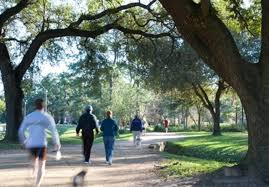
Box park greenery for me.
[0,0,268,184]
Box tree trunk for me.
[2,73,23,142]
[240,98,269,182]
[212,112,221,136]
[198,111,201,131]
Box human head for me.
[85,105,93,113]
[106,110,112,118]
[135,115,139,119]
[35,98,45,110]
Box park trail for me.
[0,132,185,187]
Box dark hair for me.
[106,110,112,118]
[35,98,45,110]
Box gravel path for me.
[0,132,185,187]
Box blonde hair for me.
[106,110,113,118]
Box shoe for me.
[105,161,109,164]
[108,162,112,166]
[84,160,92,165]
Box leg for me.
[108,137,115,164]
[132,131,136,145]
[82,134,89,162]
[137,131,141,146]
[35,160,46,187]
[103,137,109,162]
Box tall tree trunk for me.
[235,106,238,126]
[0,43,24,142]
[211,111,221,136]
[2,72,23,141]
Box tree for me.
[160,0,269,182]
[0,0,173,141]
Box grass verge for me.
[158,132,247,178]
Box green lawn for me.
[159,132,248,178]
[159,153,233,178]
[0,125,132,150]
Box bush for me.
[153,124,165,132]
[221,124,246,132]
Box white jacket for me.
[18,110,60,149]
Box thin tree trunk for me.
[198,111,201,131]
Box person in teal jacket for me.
[100,111,119,165]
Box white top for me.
[18,110,60,149]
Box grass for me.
[166,132,248,163]
[158,132,247,178]
[0,125,132,150]
[159,153,233,178]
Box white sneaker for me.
[84,160,92,165]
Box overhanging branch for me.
[69,0,157,28]
[15,23,173,79]
[0,0,31,30]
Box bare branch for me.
[69,0,157,28]
[0,0,31,30]
[4,38,28,44]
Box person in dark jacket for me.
[76,105,99,165]
[130,115,143,146]
[100,111,118,165]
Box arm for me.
[100,120,104,132]
[93,115,99,134]
[47,116,61,150]
[76,116,83,135]
[18,118,29,145]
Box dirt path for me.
[0,132,185,187]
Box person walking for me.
[130,115,143,146]
[163,117,170,133]
[76,105,99,165]
[100,111,118,165]
[18,98,61,187]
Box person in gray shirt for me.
[19,98,61,187]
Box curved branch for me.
[69,0,157,28]
[15,23,172,79]
[0,0,31,30]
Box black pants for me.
[82,130,94,162]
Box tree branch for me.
[15,23,172,79]
[260,0,269,69]
[192,83,214,113]
[159,0,257,92]
[0,0,31,30]
[69,0,157,28]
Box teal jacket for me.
[100,118,119,137]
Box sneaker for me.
[84,160,92,165]
[105,161,109,164]
[108,162,112,166]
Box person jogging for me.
[18,98,61,187]
[100,111,119,165]
[130,115,143,146]
[76,105,99,165]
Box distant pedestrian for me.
[130,115,143,146]
[18,98,61,187]
[163,117,170,133]
[100,111,119,165]
[76,105,99,165]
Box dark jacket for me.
[100,118,119,137]
[130,117,143,132]
[76,112,99,134]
